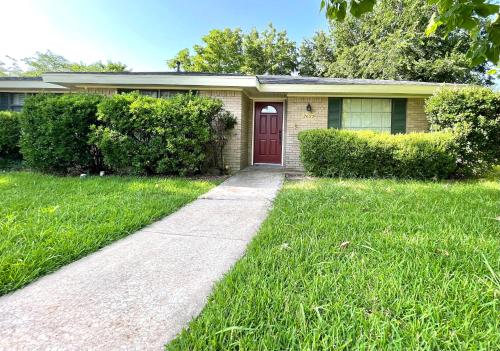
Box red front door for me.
[253,102,283,164]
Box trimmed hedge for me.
[20,94,104,174]
[91,92,227,175]
[299,129,458,179]
[426,86,500,177]
[0,111,21,159]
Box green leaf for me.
[350,0,376,17]
[426,13,444,36]
[474,3,499,17]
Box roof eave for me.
[0,80,68,91]
[259,83,444,96]
[43,73,258,89]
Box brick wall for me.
[285,97,328,171]
[199,90,246,172]
[246,97,254,165]
[240,94,251,169]
[73,87,248,172]
[284,97,430,170]
[75,87,117,96]
[407,98,429,133]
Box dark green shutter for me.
[391,98,407,134]
[0,93,9,111]
[328,97,342,129]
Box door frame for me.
[251,99,286,166]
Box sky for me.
[0,0,329,71]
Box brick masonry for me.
[285,97,328,171]
[199,90,249,172]
[283,97,430,171]
[79,87,429,173]
[406,98,429,133]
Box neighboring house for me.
[0,72,450,171]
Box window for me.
[0,92,28,111]
[159,90,190,98]
[342,98,391,132]
[261,105,277,113]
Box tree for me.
[167,29,244,73]
[241,24,298,75]
[167,24,298,75]
[320,0,500,66]
[314,0,491,84]
[14,51,128,77]
[298,31,335,76]
[21,51,71,76]
[166,48,192,71]
[67,61,128,72]
[0,62,6,77]
[0,56,23,77]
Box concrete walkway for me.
[0,166,284,351]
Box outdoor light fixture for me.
[306,103,312,112]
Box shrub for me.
[91,92,233,175]
[0,111,21,159]
[20,94,104,174]
[426,86,500,177]
[299,129,458,179]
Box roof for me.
[0,76,68,91]
[45,71,249,77]
[256,75,444,86]
[0,72,458,97]
[0,77,43,81]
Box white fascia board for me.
[43,73,258,88]
[0,81,68,90]
[258,83,444,96]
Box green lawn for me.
[167,174,500,350]
[0,172,218,295]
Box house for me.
[0,72,448,171]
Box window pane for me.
[350,99,362,112]
[140,90,158,98]
[261,105,277,113]
[361,99,372,113]
[11,93,26,106]
[159,90,191,98]
[342,98,392,132]
[342,99,351,113]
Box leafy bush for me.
[92,92,234,175]
[299,129,458,179]
[0,111,21,159]
[20,94,104,174]
[426,86,500,177]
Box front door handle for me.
[279,130,282,143]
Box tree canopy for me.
[167,24,298,75]
[0,51,128,77]
[167,9,491,85]
[306,0,491,84]
[320,0,500,67]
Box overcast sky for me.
[0,0,328,71]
